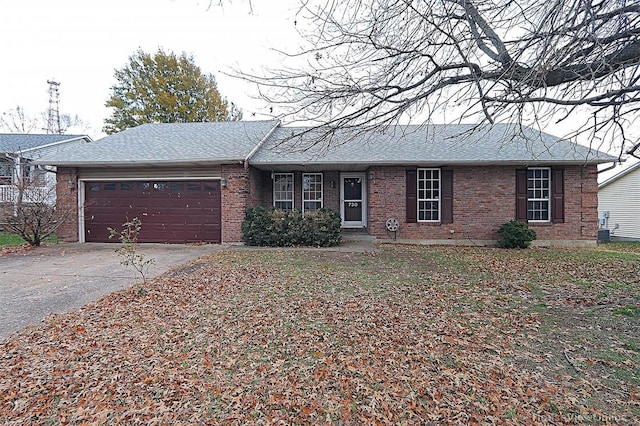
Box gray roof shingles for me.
[0,134,88,153]
[36,121,280,166]
[34,121,617,167]
[250,124,617,166]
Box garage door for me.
[84,181,221,243]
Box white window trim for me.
[302,173,323,214]
[273,173,294,210]
[417,168,441,222]
[527,167,551,222]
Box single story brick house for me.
[35,120,615,245]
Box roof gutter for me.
[599,161,640,189]
[243,120,280,169]
[597,160,621,175]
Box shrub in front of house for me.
[242,206,341,247]
[498,220,537,248]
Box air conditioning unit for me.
[597,229,610,242]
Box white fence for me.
[0,184,55,205]
[0,185,16,203]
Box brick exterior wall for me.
[323,171,341,211]
[55,167,79,242]
[368,165,599,243]
[221,164,250,242]
[249,168,272,208]
[55,163,599,245]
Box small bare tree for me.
[0,165,72,246]
[238,0,640,158]
[108,218,156,285]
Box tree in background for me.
[241,0,640,159]
[0,105,89,135]
[1,106,40,133]
[104,49,241,134]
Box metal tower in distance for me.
[46,79,62,134]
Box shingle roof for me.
[34,121,617,168]
[249,124,616,167]
[36,121,280,166]
[0,134,89,153]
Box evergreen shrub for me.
[242,207,341,247]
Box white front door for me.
[340,172,367,228]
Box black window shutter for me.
[441,169,453,224]
[552,168,565,223]
[515,169,528,221]
[406,169,417,223]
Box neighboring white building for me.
[0,134,92,205]
[598,161,640,241]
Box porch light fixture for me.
[220,178,227,188]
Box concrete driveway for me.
[0,243,225,342]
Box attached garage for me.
[33,121,282,244]
[84,180,221,243]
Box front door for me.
[340,173,367,228]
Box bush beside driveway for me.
[0,244,638,424]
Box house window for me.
[417,168,440,221]
[0,159,12,185]
[527,167,550,221]
[19,160,47,186]
[302,173,323,213]
[273,173,294,210]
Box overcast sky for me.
[1,0,638,178]
[1,0,301,138]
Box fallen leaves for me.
[0,243,33,257]
[0,245,638,424]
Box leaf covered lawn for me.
[1,244,638,424]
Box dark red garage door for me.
[84,181,221,243]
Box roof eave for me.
[250,158,615,168]
[16,135,93,154]
[32,158,246,167]
[599,161,640,189]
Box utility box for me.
[598,229,611,242]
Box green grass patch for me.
[612,305,640,317]
[0,233,26,246]
[0,233,58,247]
[599,241,640,254]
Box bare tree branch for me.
[0,106,41,133]
[234,0,640,157]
